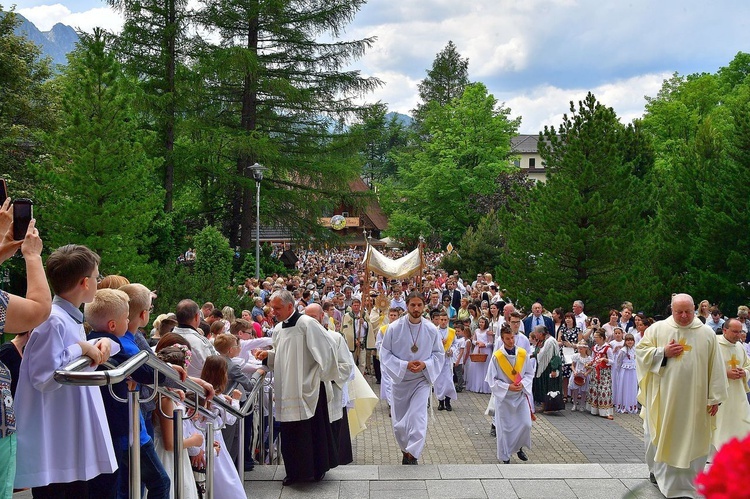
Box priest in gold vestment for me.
[636,293,727,499]
[712,318,750,450]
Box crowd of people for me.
[1,201,750,498]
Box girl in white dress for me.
[151,344,202,499]
[614,333,638,413]
[568,342,591,412]
[608,327,625,409]
[466,317,492,393]
[199,356,246,499]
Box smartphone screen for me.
[0,179,7,205]
[13,199,33,240]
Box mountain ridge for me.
[11,13,79,67]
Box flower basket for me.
[469,353,487,362]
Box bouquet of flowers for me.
[696,434,750,498]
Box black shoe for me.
[445,397,452,411]
[402,453,409,465]
[517,448,528,461]
[282,476,296,486]
[502,459,510,464]
[490,425,496,437]
[408,456,418,465]
[244,462,255,471]
[314,472,326,482]
[438,400,445,411]
[649,472,657,485]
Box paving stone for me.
[619,479,665,499]
[323,465,379,481]
[339,480,370,499]
[425,479,488,498]
[480,479,517,497]
[279,480,340,498]
[601,463,649,479]
[244,480,283,499]
[565,478,630,498]
[370,480,428,491]
[509,479,577,498]
[378,464,441,480]
[437,464,503,480]
[501,464,610,479]
[245,465,279,481]
[370,490,429,499]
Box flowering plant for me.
[696,434,750,498]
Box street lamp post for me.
[248,162,267,279]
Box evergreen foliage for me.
[37,29,162,285]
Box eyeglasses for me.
[510,320,521,324]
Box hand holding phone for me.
[20,219,43,259]
[0,179,7,205]
[0,197,12,237]
[12,199,33,241]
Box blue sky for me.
[12,0,750,133]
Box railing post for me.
[173,408,184,499]
[237,415,245,477]
[205,421,215,499]
[128,385,141,499]
[266,382,275,464]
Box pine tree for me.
[192,0,381,250]
[497,93,652,312]
[39,29,163,283]
[412,41,470,124]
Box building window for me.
[529,158,536,168]
[513,159,520,167]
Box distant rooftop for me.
[510,134,539,154]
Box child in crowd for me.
[568,342,591,412]
[453,323,467,393]
[614,333,638,414]
[214,333,259,465]
[608,327,625,408]
[14,245,117,496]
[198,356,245,499]
[152,344,203,499]
[587,329,614,420]
[86,288,171,499]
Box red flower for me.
[696,434,750,498]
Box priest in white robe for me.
[254,290,340,485]
[305,303,356,465]
[486,324,534,464]
[712,318,750,450]
[635,293,728,499]
[380,292,444,465]
[434,311,458,411]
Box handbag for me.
[544,390,565,411]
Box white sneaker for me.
[571,404,577,411]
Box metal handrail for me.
[53,351,272,499]
[54,351,250,419]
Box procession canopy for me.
[363,243,423,280]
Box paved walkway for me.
[14,378,661,498]
[241,463,661,499]
[353,378,645,465]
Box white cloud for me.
[503,72,671,135]
[18,3,123,33]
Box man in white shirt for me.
[573,300,588,331]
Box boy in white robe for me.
[375,308,400,408]
[380,292,444,465]
[712,319,750,450]
[486,325,534,464]
[14,245,117,494]
[434,311,458,411]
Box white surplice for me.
[486,347,534,462]
[433,327,458,402]
[266,312,339,422]
[380,317,444,459]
